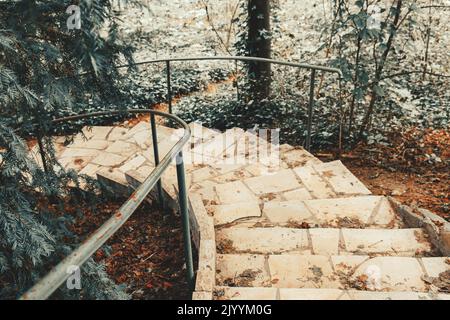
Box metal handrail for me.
[100,55,343,151]
[20,109,193,300]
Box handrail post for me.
[338,77,344,155]
[306,68,316,151]
[235,60,240,102]
[166,60,173,114]
[150,114,165,207]
[175,152,195,291]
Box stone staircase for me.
[36,120,450,300]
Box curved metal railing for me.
[80,56,343,151]
[130,56,343,151]
[21,109,193,300]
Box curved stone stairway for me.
[34,121,450,300]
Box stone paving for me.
[46,121,450,300]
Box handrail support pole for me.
[176,152,195,291]
[166,60,173,114]
[150,113,165,208]
[306,68,316,151]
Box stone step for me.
[49,122,206,195]
[216,254,449,292]
[123,127,259,182]
[191,161,372,210]
[293,161,371,198]
[211,287,450,301]
[124,127,321,204]
[42,122,325,198]
[207,196,402,228]
[39,122,170,183]
[262,196,401,228]
[47,121,323,201]
[186,149,320,189]
[216,227,434,256]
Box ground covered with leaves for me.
[335,128,449,221]
[71,199,192,300]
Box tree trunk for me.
[247,0,272,101]
[358,0,403,141]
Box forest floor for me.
[322,128,450,221]
[346,161,449,222]
[71,199,192,300]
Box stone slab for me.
[216,254,271,287]
[216,227,309,254]
[90,152,128,167]
[191,166,219,184]
[196,240,216,292]
[59,148,100,159]
[331,255,369,276]
[351,257,426,292]
[122,122,151,140]
[268,255,340,289]
[70,139,110,150]
[244,169,302,195]
[190,180,219,205]
[212,168,254,184]
[118,154,148,173]
[192,129,243,159]
[106,126,129,141]
[305,196,383,227]
[309,229,340,255]
[105,140,139,156]
[210,202,261,226]
[78,163,102,178]
[215,181,258,204]
[263,200,316,225]
[80,126,114,140]
[282,188,314,201]
[371,197,397,226]
[59,156,94,171]
[282,148,322,168]
[293,166,335,199]
[421,257,449,278]
[314,161,371,195]
[342,228,432,256]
